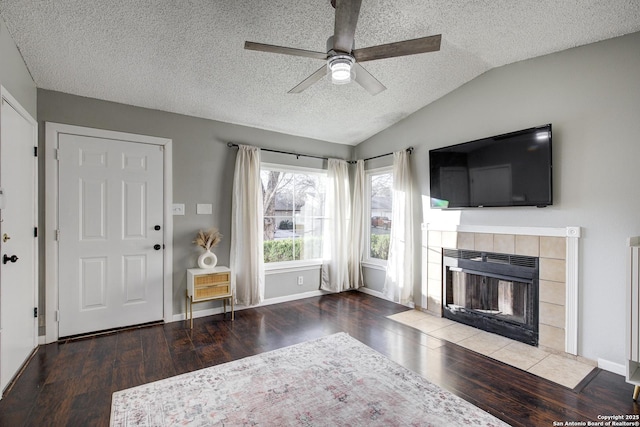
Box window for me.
[261,164,326,264]
[366,168,393,264]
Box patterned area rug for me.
[110,332,510,426]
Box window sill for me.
[264,259,323,275]
[361,261,387,272]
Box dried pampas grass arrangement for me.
[193,228,222,251]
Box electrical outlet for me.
[297,276,303,285]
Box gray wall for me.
[0,16,36,117]
[354,31,640,366]
[37,89,352,318]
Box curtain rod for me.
[350,147,414,164]
[226,142,413,163]
[226,142,329,161]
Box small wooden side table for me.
[186,266,233,329]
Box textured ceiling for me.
[1,1,639,145]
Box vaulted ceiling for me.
[1,1,639,145]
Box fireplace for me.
[442,249,539,346]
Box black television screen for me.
[429,124,552,208]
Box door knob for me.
[153,244,161,250]
[2,233,10,242]
[3,254,18,264]
[154,225,161,231]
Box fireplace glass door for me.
[448,270,528,326]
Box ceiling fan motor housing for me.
[326,35,354,55]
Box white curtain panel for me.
[383,150,415,305]
[321,159,351,292]
[348,159,365,289]
[230,145,265,306]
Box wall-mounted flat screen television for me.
[429,124,552,208]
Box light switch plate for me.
[172,203,185,215]
[196,203,213,215]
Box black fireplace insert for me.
[442,249,539,346]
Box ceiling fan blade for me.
[353,63,386,95]
[353,34,442,62]
[288,65,328,93]
[245,41,327,60]
[333,0,362,53]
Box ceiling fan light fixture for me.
[328,55,355,85]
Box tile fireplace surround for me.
[422,224,581,356]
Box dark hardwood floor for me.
[0,291,637,426]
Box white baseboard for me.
[171,290,331,322]
[598,358,625,376]
[357,287,415,308]
[256,290,331,307]
[357,286,386,299]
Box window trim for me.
[364,166,393,266]
[261,162,327,267]
[264,259,323,274]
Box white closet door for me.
[0,94,38,392]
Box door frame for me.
[0,85,39,371]
[45,123,173,343]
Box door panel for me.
[123,255,146,302]
[58,134,164,337]
[0,95,37,392]
[123,181,146,238]
[82,179,106,239]
[81,257,107,309]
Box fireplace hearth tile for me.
[388,310,454,333]
[457,331,512,355]
[412,316,455,333]
[528,354,595,389]
[389,309,428,324]
[491,342,549,371]
[387,309,594,388]
[428,322,482,343]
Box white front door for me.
[57,134,164,337]
[0,92,38,392]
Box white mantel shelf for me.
[423,223,581,356]
[423,223,581,239]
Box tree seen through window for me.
[261,167,326,263]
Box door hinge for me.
[34,307,38,318]
[55,310,60,322]
[34,227,38,237]
[54,148,60,160]
[34,146,38,157]
[55,229,60,241]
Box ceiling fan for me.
[244,0,441,95]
